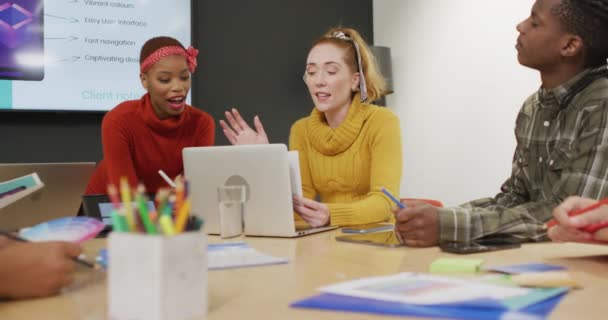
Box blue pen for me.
[381,187,405,245]
[381,187,405,209]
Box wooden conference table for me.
[1,230,608,319]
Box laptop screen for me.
[98,201,156,226]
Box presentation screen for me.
[0,0,191,111]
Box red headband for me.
[140,45,199,73]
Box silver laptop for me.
[183,144,337,237]
[0,162,96,230]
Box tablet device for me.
[341,223,394,234]
[288,151,303,197]
[335,231,404,247]
[439,236,521,254]
[82,194,155,233]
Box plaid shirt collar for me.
[537,64,608,109]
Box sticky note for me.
[430,257,484,274]
[484,263,566,275]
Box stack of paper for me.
[208,242,289,270]
[291,272,567,320]
[96,242,289,271]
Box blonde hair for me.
[310,27,386,103]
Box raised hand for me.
[219,108,269,145]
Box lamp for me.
[371,46,394,95]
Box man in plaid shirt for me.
[395,0,608,247]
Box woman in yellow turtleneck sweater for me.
[219,27,402,227]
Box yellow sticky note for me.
[430,257,484,274]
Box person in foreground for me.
[86,36,215,195]
[0,236,82,299]
[219,27,402,227]
[394,0,608,247]
[548,196,608,242]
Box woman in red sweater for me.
[86,37,215,194]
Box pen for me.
[159,215,175,236]
[110,208,129,233]
[174,199,191,233]
[136,185,157,234]
[119,177,136,231]
[107,184,122,210]
[546,199,608,233]
[164,195,176,217]
[381,187,405,244]
[0,230,95,269]
[174,176,185,216]
[108,183,129,232]
[158,170,176,188]
[381,187,406,209]
[162,197,175,217]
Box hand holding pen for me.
[547,196,608,243]
[382,187,440,247]
[381,187,405,245]
[0,233,91,299]
[0,230,94,268]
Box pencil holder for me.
[108,232,207,320]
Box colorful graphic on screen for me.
[0,0,44,81]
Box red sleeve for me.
[101,112,139,188]
[196,112,216,146]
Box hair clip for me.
[329,31,352,41]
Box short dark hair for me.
[552,0,608,67]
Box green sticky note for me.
[430,257,484,274]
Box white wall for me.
[374,0,540,206]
